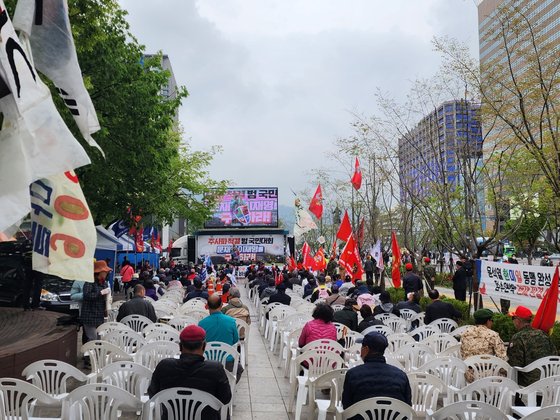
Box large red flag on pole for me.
[313,247,327,271]
[302,242,315,270]
[308,184,323,219]
[339,234,364,282]
[532,267,559,334]
[390,231,402,288]
[336,210,352,241]
[351,157,362,190]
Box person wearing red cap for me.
[147,324,231,419]
[402,263,423,297]
[507,306,557,387]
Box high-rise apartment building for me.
[398,100,483,203]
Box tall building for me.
[477,0,560,232]
[398,100,483,203]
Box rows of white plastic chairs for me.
[0,284,248,419]
[249,281,560,420]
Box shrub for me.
[550,322,560,350]
[441,297,471,322]
[491,313,516,343]
[386,287,405,304]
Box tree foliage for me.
[5,0,227,227]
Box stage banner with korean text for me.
[197,234,285,264]
[477,260,558,311]
[30,171,96,282]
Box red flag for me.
[330,239,338,259]
[134,227,144,253]
[339,234,363,282]
[313,247,327,271]
[302,242,315,270]
[357,218,365,248]
[288,256,297,271]
[391,231,402,288]
[167,239,173,256]
[532,267,559,334]
[351,157,362,190]
[308,184,323,219]
[336,210,352,241]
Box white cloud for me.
[118,0,479,206]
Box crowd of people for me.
[66,255,558,417]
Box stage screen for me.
[204,187,279,228]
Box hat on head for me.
[357,332,389,353]
[509,306,532,320]
[180,325,206,342]
[424,257,431,263]
[405,263,413,271]
[94,260,113,273]
[473,308,494,323]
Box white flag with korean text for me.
[30,171,96,282]
[0,2,90,232]
[13,0,102,153]
[371,239,384,270]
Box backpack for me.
[318,287,330,299]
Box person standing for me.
[422,257,436,291]
[342,332,412,409]
[364,255,375,285]
[540,252,553,267]
[452,261,467,301]
[119,260,134,298]
[402,263,423,297]
[507,306,557,386]
[82,261,112,343]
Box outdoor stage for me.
[0,308,77,378]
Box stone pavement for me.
[232,280,295,420]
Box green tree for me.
[5,0,227,226]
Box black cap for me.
[356,332,388,353]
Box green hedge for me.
[491,313,516,343]
[550,322,560,350]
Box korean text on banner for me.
[0,2,90,232]
[13,0,102,152]
[30,171,96,282]
[478,260,558,311]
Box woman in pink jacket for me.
[298,303,337,347]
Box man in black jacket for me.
[424,289,462,324]
[452,261,467,301]
[148,325,231,420]
[342,332,412,409]
[402,263,423,297]
[116,284,157,322]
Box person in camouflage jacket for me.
[507,306,557,386]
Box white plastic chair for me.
[64,382,142,420]
[168,316,197,331]
[98,361,152,403]
[331,304,345,312]
[268,305,297,352]
[408,372,446,419]
[182,310,209,323]
[452,376,519,414]
[374,312,400,323]
[409,312,425,327]
[451,325,473,339]
[399,308,418,330]
[282,327,304,377]
[96,321,133,338]
[427,400,509,420]
[463,355,513,381]
[342,330,364,350]
[430,318,458,333]
[336,396,415,420]
[515,374,560,406]
[120,314,154,333]
[410,324,439,341]
[235,318,251,367]
[514,355,560,382]
[421,333,459,354]
[313,369,347,420]
[134,341,179,371]
[142,322,177,337]
[519,405,560,420]
[333,322,349,341]
[393,343,435,371]
[145,328,180,344]
[260,302,284,335]
[289,349,345,419]
[439,343,461,358]
[22,359,88,400]
[360,324,393,337]
[178,299,207,313]
[104,329,146,354]
[384,316,407,334]
[141,387,223,420]
[204,341,240,381]
[387,333,415,353]
[81,340,133,375]
[0,377,59,418]
[417,356,467,390]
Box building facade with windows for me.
[398,100,483,203]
